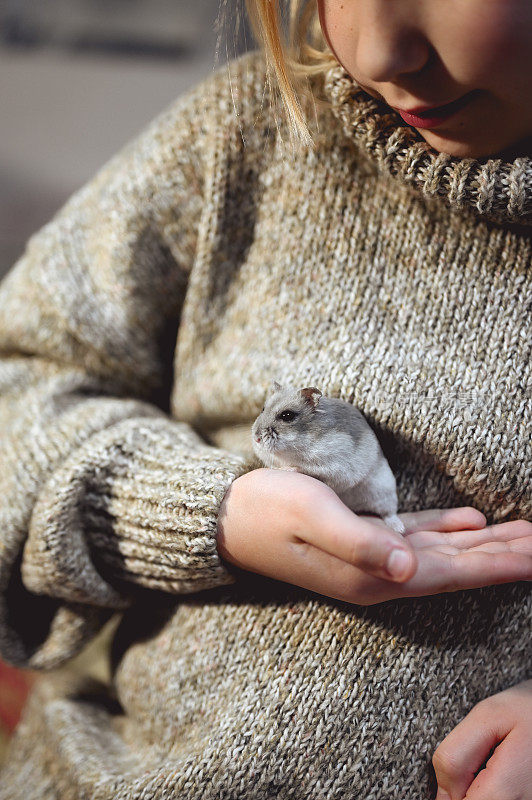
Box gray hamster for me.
[251,381,405,534]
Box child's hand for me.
[215,468,532,605]
[433,679,532,800]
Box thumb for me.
[433,701,510,800]
[303,498,417,582]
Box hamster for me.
[251,381,405,535]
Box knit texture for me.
[0,50,530,799]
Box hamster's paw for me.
[383,514,406,535]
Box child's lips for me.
[392,92,477,129]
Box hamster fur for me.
[251,381,405,535]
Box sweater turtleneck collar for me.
[323,63,532,227]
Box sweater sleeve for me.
[0,63,254,670]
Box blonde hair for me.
[241,0,337,146]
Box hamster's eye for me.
[277,409,297,423]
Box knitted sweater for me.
[0,49,530,800]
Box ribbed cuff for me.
[22,416,251,605]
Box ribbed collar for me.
[323,64,532,227]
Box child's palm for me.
[350,514,532,604]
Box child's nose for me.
[353,2,430,85]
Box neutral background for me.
[0,0,252,279]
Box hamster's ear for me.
[299,387,322,410]
[270,380,283,394]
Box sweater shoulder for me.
[146,49,277,157]
[33,51,275,243]
[176,48,271,112]
[89,49,279,202]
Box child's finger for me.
[432,701,509,800]
[303,501,417,582]
[464,730,532,800]
[400,506,486,533]
[408,520,532,551]
[469,534,532,556]
[450,550,532,590]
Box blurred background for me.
[0,0,252,280]
[0,0,252,762]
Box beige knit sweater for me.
[0,49,530,800]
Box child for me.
[0,1,530,798]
